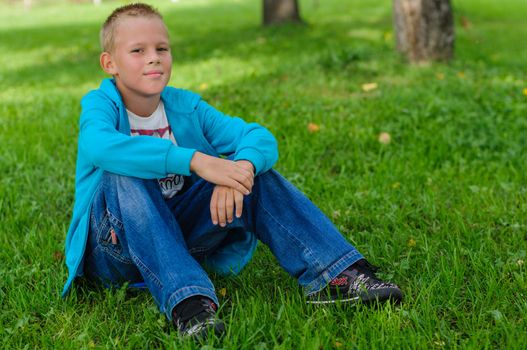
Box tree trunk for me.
[393,0,455,63]
[263,0,302,26]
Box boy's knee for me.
[102,171,135,185]
[101,171,155,190]
[255,169,281,185]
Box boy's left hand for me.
[210,160,254,227]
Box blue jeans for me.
[84,169,363,320]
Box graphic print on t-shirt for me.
[127,102,185,199]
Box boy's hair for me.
[100,3,164,53]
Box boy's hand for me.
[210,185,245,226]
[234,159,255,174]
[190,152,254,194]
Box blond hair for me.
[100,3,164,52]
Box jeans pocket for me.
[96,210,133,265]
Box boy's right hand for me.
[190,152,254,195]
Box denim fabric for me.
[84,169,363,320]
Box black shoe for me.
[307,259,403,304]
[172,296,225,339]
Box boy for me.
[63,3,402,339]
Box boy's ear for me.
[100,52,117,75]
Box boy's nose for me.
[148,57,161,64]
[147,51,161,64]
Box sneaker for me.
[306,259,403,304]
[172,296,226,339]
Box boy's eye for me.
[157,47,169,52]
[131,48,143,53]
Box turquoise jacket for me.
[62,78,279,296]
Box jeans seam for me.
[129,247,163,289]
[100,246,134,265]
[106,208,124,230]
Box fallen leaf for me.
[436,72,445,80]
[198,82,209,91]
[334,341,343,347]
[407,238,416,248]
[219,288,227,297]
[308,122,320,133]
[457,71,465,79]
[383,31,393,42]
[53,251,64,261]
[392,182,401,189]
[378,132,391,144]
[362,82,378,92]
[460,16,472,29]
[523,88,527,96]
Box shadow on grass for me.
[0,1,393,92]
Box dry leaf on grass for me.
[378,132,391,144]
[362,82,378,92]
[307,122,320,133]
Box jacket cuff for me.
[166,145,196,176]
[234,148,266,175]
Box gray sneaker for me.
[307,259,403,304]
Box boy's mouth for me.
[144,71,163,77]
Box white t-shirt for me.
[127,101,185,199]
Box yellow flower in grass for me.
[362,82,378,92]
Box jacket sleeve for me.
[196,100,279,175]
[78,93,196,178]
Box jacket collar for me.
[99,78,174,135]
[100,78,123,104]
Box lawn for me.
[1,0,526,348]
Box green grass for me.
[1,0,527,348]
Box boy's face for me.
[100,16,172,103]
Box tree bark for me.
[393,0,455,63]
[263,0,302,26]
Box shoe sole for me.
[306,296,360,305]
[306,289,403,305]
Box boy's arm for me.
[79,95,254,192]
[78,95,195,178]
[196,100,279,175]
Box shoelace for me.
[347,261,395,292]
